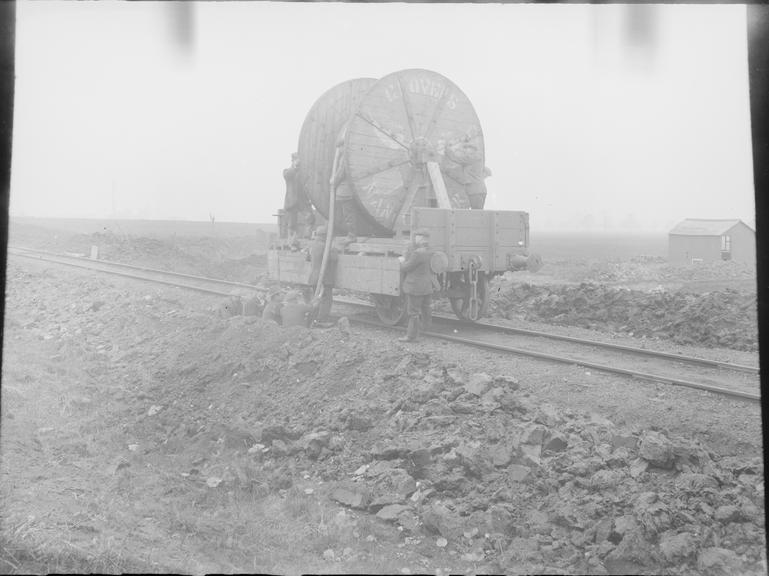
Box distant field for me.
[530,232,667,260]
[9,218,668,261]
[9,217,277,238]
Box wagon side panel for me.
[412,207,530,272]
[335,254,401,296]
[491,211,530,270]
[268,251,313,285]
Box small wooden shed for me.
[668,219,755,264]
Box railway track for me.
[10,245,761,403]
[7,246,255,297]
[343,312,760,403]
[335,298,759,373]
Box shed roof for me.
[669,219,746,236]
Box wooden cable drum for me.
[297,78,377,229]
[343,69,487,235]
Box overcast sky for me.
[10,2,755,232]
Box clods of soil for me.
[1,259,765,574]
[11,222,757,352]
[485,281,758,351]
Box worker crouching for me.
[262,288,284,324]
[281,290,319,327]
[398,229,434,342]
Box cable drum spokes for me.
[352,157,411,182]
[345,69,487,234]
[355,111,411,151]
[397,73,418,140]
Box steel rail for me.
[349,316,761,403]
[331,297,759,375]
[8,249,238,297]
[462,318,759,374]
[10,247,759,402]
[8,246,262,291]
[11,246,757,375]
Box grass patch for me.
[0,534,170,574]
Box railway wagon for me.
[268,69,541,323]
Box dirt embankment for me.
[486,282,758,351]
[11,224,757,353]
[149,318,765,575]
[2,260,765,574]
[519,257,757,288]
[9,224,269,284]
[488,257,758,351]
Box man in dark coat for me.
[331,139,358,241]
[283,153,312,245]
[398,229,434,342]
[307,225,338,323]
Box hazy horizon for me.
[9,214,715,236]
[10,3,756,233]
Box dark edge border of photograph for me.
[747,5,769,453]
[0,1,16,373]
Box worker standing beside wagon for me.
[398,229,434,342]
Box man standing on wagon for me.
[283,152,312,246]
[331,137,358,242]
[398,229,434,342]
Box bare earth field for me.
[1,219,764,575]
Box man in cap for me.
[307,225,338,324]
[261,288,283,324]
[331,139,358,241]
[466,166,491,210]
[398,228,434,342]
[283,152,312,246]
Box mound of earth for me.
[134,320,766,574]
[486,282,758,351]
[3,259,763,574]
[605,258,755,286]
[10,225,268,284]
[11,221,757,355]
[519,257,756,289]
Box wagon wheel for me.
[449,271,489,322]
[372,294,406,325]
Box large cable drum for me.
[343,69,487,234]
[297,78,377,224]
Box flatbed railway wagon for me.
[268,69,541,324]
